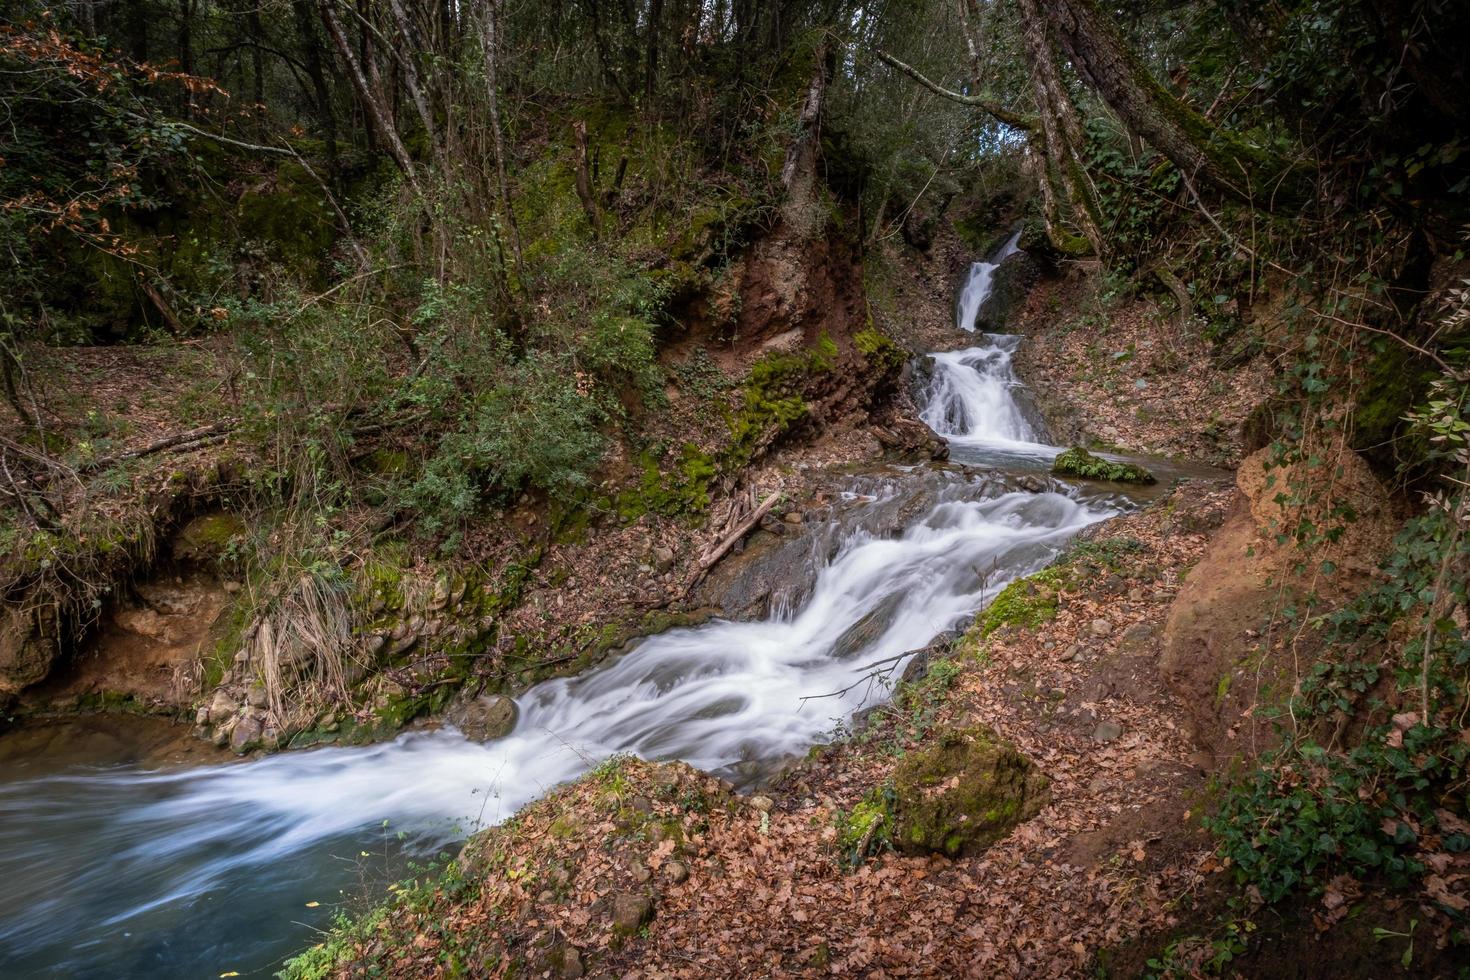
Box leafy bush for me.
[1209,371,1470,906]
[411,353,604,516]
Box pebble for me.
[783,511,804,524]
[749,794,774,812]
[1092,720,1124,742]
[1090,618,1114,638]
[664,860,689,884]
[1059,644,1081,662]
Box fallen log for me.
[82,419,237,472]
[680,490,783,597]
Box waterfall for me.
[954,229,1023,333]
[919,339,1040,447]
[924,231,1052,455]
[0,222,1116,978]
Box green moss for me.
[615,444,717,521]
[1051,446,1156,484]
[723,334,836,470]
[363,448,412,476]
[1352,342,1436,469]
[889,725,1049,857]
[854,326,906,374]
[174,512,245,562]
[979,566,1068,637]
[952,211,992,252]
[837,790,895,865]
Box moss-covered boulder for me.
[1050,446,1155,484]
[173,512,246,562]
[891,725,1049,857]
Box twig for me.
[680,490,784,597]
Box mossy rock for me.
[1050,447,1155,484]
[977,569,1065,638]
[891,725,1049,857]
[172,512,246,562]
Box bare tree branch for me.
[873,49,1034,131]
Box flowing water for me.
[0,234,1149,977]
[954,229,1022,333]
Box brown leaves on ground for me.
[1012,280,1270,467]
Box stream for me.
[2,239,1163,977]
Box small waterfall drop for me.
[923,231,1052,456]
[919,338,1041,447]
[954,229,1022,333]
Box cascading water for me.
[954,229,1022,333]
[924,231,1056,463]
[920,339,1042,448]
[0,227,1129,978]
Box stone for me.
[652,546,676,571]
[629,859,652,884]
[1089,618,1114,638]
[1059,644,1081,662]
[1050,447,1156,484]
[556,944,584,978]
[783,511,804,525]
[664,860,689,884]
[830,592,905,661]
[229,713,264,753]
[246,682,269,709]
[206,688,238,725]
[0,604,59,693]
[445,693,519,742]
[1092,720,1124,743]
[610,892,654,936]
[890,725,1049,857]
[1117,622,1157,654]
[749,794,774,813]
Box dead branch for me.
[679,490,783,597]
[81,420,236,472]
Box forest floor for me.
[281,271,1256,977]
[1012,275,1272,467]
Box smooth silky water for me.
[0,236,1165,977]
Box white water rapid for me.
[0,231,1129,978]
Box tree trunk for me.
[318,0,421,192]
[572,120,601,238]
[293,0,340,186]
[177,0,194,76]
[477,0,524,273]
[1018,0,1103,256]
[1036,0,1305,206]
[644,0,663,103]
[386,0,444,167]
